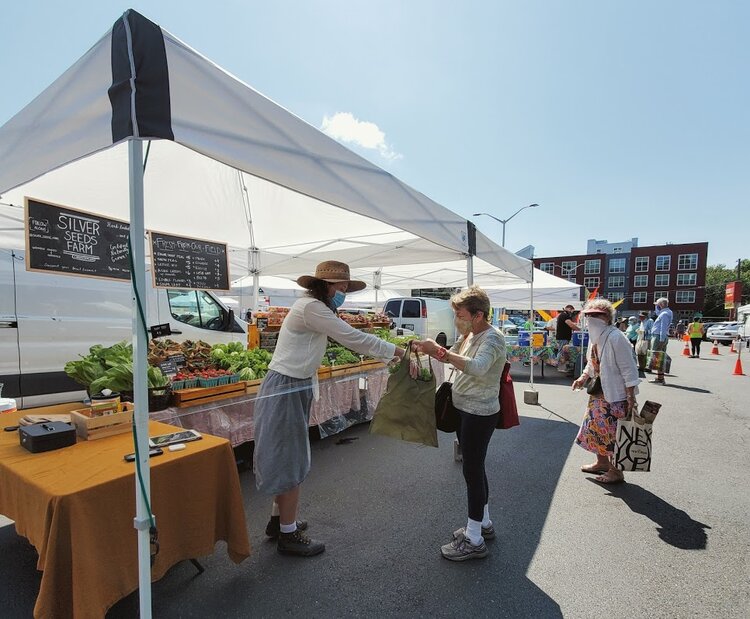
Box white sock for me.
[280,521,297,534]
[271,502,280,517]
[482,504,492,528]
[465,518,483,545]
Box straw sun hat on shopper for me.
[296,261,366,292]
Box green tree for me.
[703,260,750,316]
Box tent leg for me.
[129,138,153,619]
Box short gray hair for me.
[655,297,669,308]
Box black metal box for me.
[19,422,77,453]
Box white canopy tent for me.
[484,268,582,310]
[0,9,533,616]
[341,288,410,309]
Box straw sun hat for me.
[296,261,366,292]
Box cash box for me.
[19,422,77,453]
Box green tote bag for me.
[370,343,438,447]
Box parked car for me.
[705,322,740,345]
[701,322,720,341]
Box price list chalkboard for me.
[25,198,131,281]
[150,231,229,291]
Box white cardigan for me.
[582,326,640,403]
[269,297,396,379]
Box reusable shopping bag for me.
[370,343,438,447]
[496,362,519,429]
[613,401,661,472]
[646,350,671,374]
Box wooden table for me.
[0,412,250,618]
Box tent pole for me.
[466,256,474,286]
[128,139,153,618]
[529,273,535,388]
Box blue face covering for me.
[332,290,346,309]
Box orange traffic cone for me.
[730,340,736,353]
[733,357,744,375]
[711,340,720,355]
[682,339,690,356]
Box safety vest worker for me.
[688,321,704,338]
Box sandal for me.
[594,471,624,484]
[581,464,609,474]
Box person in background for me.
[687,316,705,358]
[649,297,673,384]
[415,286,506,562]
[617,318,628,333]
[625,316,639,348]
[253,261,406,557]
[635,311,653,371]
[572,298,639,484]
[555,304,580,346]
[675,320,686,340]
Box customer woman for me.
[571,298,640,484]
[687,316,704,358]
[625,316,639,348]
[253,261,405,557]
[416,286,506,561]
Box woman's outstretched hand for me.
[413,338,438,356]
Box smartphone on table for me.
[148,429,202,448]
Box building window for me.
[675,290,696,304]
[540,262,555,274]
[632,292,647,304]
[560,261,577,277]
[653,291,669,302]
[656,255,671,271]
[655,274,670,287]
[608,276,625,288]
[634,275,648,287]
[634,256,649,272]
[584,277,600,289]
[678,253,698,270]
[607,292,624,302]
[584,259,600,274]
[609,258,626,273]
[613,247,622,254]
[677,273,697,286]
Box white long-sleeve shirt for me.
[582,325,640,403]
[269,297,396,379]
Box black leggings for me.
[455,409,499,522]
[690,337,702,356]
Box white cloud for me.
[321,112,402,162]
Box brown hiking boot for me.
[277,529,325,557]
[265,516,308,540]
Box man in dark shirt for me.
[555,305,579,344]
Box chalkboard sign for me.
[150,231,229,291]
[150,323,172,339]
[158,359,178,376]
[169,354,186,368]
[25,198,131,281]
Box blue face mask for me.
[332,290,346,309]
[654,306,662,315]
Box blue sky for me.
[1,1,747,266]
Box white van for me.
[1,249,247,408]
[382,297,457,347]
[737,304,750,342]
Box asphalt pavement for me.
[2,339,748,618]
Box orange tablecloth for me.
[0,413,251,618]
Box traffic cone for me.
[711,340,720,355]
[733,357,744,375]
[730,340,736,353]
[682,339,690,356]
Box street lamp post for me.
[473,203,539,248]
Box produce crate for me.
[329,362,364,378]
[70,402,134,441]
[245,378,263,396]
[171,378,199,391]
[317,366,332,380]
[198,377,221,388]
[359,360,386,371]
[172,381,248,408]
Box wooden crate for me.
[70,402,134,441]
[359,360,386,371]
[172,381,248,408]
[329,362,364,378]
[245,378,263,396]
[317,366,332,380]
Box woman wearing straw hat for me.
[253,261,406,557]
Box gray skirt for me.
[253,370,314,495]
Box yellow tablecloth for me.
[0,412,250,618]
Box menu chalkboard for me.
[150,231,229,291]
[25,198,131,281]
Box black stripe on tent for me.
[109,9,174,142]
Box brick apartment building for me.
[533,240,709,320]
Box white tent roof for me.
[483,268,582,309]
[341,288,410,309]
[0,9,532,285]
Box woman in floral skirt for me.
[572,299,640,484]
